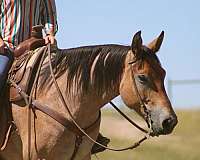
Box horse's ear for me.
[131,31,143,55]
[148,31,164,54]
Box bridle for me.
[9,44,154,160]
[129,58,153,131]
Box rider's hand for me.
[44,34,56,45]
[0,38,5,53]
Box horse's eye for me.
[138,75,148,84]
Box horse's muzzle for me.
[162,115,178,134]
[150,108,178,136]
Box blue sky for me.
[55,0,200,108]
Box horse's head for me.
[120,31,177,136]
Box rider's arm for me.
[42,0,58,44]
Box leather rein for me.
[9,44,153,159]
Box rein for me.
[9,44,153,159]
[109,101,148,134]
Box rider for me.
[0,0,57,93]
[0,0,109,154]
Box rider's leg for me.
[0,51,13,93]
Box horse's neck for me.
[69,83,120,110]
[37,61,123,128]
[95,88,120,108]
[63,69,120,109]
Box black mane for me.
[39,44,161,95]
[40,44,130,94]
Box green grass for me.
[92,109,200,160]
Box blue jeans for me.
[0,51,13,92]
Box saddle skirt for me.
[9,46,46,102]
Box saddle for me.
[14,25,45,58]
[9,46,46,102]
[9,25,46,102]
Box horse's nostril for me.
[162,118,172,128]
[162,116,177,132]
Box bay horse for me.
[0,31,177,160]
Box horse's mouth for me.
[150,127,172,137]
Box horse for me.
[0,31,177,160]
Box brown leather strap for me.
[109,101,148,133]
[32,100,101,136]
[27,46,47,160]
[32,99,101,160]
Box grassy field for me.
[92,108,200,160]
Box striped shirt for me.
[0,0,58,50]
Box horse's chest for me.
[48,131,94,160]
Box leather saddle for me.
[9,46,46,102]
[9,25,46,102]
[14,25,45,58]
